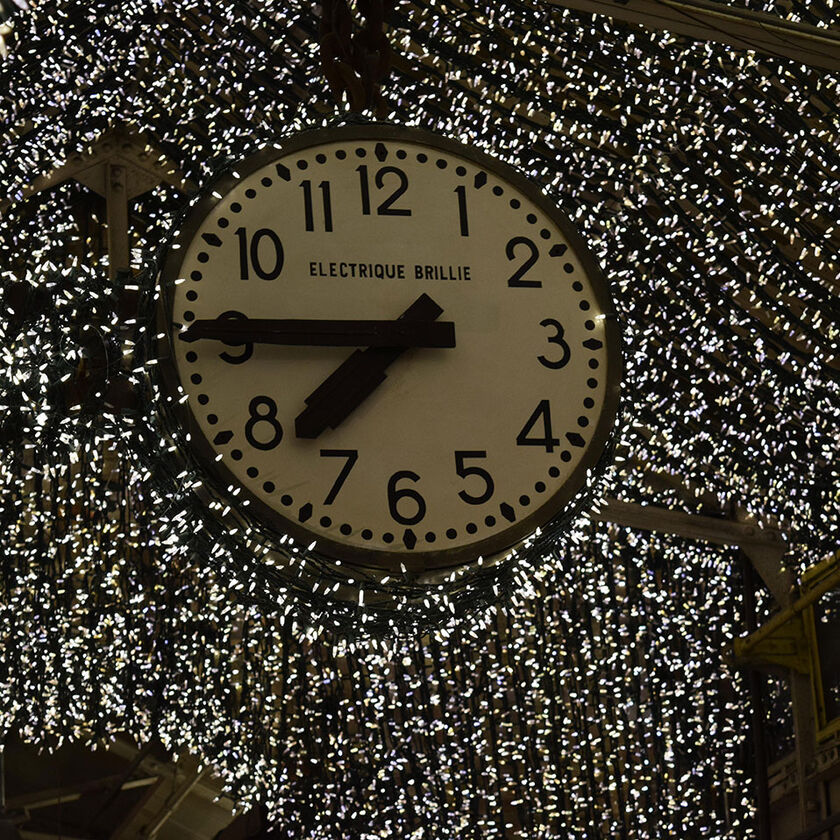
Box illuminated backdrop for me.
[0,0,838,836]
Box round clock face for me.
[159,125,620,571]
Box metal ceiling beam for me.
[6,775,158,812]
[1,129,195,212]
[107,739,234,811]
[142,767,208,840]
[594,497,794,603]
[21,833,96,840]
[595,497,784,548]
[547,0,840,72]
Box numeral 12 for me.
[356,166,411,216]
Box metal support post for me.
[742,553,772,840]
[105,162,130,279]
[791,669,822,832]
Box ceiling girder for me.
[594,497,793,603]
[548,0,840,71]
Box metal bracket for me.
[3,129,195,208]
[594,498,793,604]
[1,128,197,278]
[547,0,840,72]
[734,612,811,674]
[733,556,840,675]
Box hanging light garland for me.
[0,0,838,836]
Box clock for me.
[158,124,620,575]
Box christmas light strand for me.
[0,0,837,836]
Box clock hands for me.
[181,316,455,348]
[180,294,454,438]
[295,293,449,439]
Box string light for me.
[0,0,838,836]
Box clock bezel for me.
[156,123,621,573]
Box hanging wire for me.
[319,0,394,116]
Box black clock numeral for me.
[320,449,358,505]
[357,165,411,216]
[357,165,371,215]
[516,400,560,452]
[235,227,284,280]
[301,180,333,232]
[537,318,571,369]
[376,167,411,215]
[454,184,469,237]
[506,236,541,288]
[387,470,426,525]
[454,450,494,505]
[217,310,254,365]
[244,396,283,450]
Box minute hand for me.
[181,317,455,348]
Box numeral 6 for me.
[387,470,426,525]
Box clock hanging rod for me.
[319,0,395,116]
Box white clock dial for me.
[160,126,620,570]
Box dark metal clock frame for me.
[156,123,622,574]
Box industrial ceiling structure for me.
[0,0,838,838]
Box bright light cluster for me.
[0,0,838,837]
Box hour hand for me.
[180,316,455,348]
[295,294,450,439]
